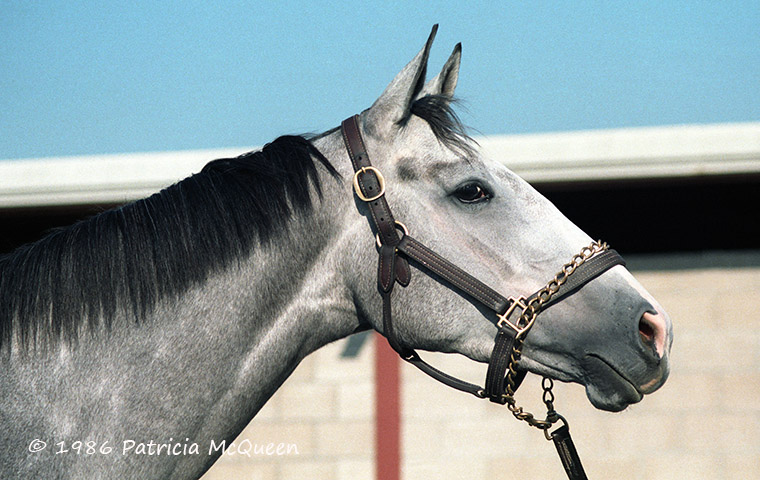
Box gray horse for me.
[0,28,671,479]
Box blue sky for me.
[2,2,758,160]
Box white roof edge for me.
[1,122,759,208]
[0,147,253,208]
[479,122,760,183]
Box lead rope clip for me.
[547,416,588,480]
[541,378,588,480]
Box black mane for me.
[0,135,339,350]
[0,96,470,351]
[410,94,476,158]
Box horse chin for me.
[582,355,644,412]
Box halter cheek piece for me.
[341,115,624,480]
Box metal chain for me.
[503,240,609,432]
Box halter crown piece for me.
[342,115,625,480]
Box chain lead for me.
[502,241,609,434]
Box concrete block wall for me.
[202,254,760,479]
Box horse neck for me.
[116,166,364,478]
[1,154,362,479]
[138,174,359,424]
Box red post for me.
[375,334,401,480]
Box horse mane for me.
[0,135,339,350]
[0,96,468,351]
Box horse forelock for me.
[409,94,477,160]
[0,135,340,351]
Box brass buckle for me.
[496,296,534,337]
[375,221,409,248]
[353,166,385,202]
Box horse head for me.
[338,26,672,413]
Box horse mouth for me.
[582,354,643,412]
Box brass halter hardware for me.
[376,221,408,249]
[352,166,386,202]
[496,295,532,337]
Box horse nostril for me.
[639,318,655,344]
[639,311,666,359]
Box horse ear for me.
[365,25,438,132]
[418,43,461,99]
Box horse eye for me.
[454,183,491,204]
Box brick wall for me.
[201,253,760,479]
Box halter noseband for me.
[341,115,623,479]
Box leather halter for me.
[341,114,625,404]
